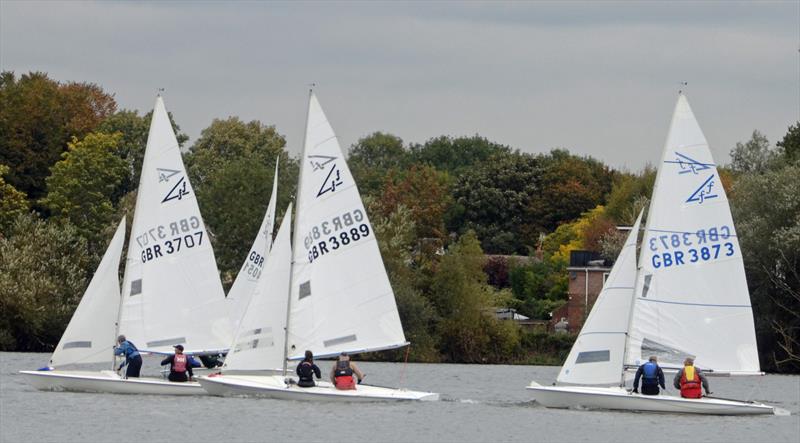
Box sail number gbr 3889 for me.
[304,209,370,263]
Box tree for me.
[729,130,777,174]
[451,152,543,254]
[731,163,800,373]
[377,165,452,242]
[348,132,410,197]
[410,135,511,174]
[430,231,520,363]
[776,122,800,163]
[40,132,128,251]
[0,164,28,235]
[185,117,292,283]
[0,71,116,202]
[0,213,90,351]
[604,166,655,225]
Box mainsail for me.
[223,205,292,372]
[286,92,407,360]
[118,96,231,355]
[557,211,643,386]
[625,95,760,374]
[50,218,127,367]
[227,161,280,328]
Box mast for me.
[618,212,643,386]
[281,86,314,379]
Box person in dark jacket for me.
[632,356,666,395]
[160,344,193,382]
[296,350,322,388]
[113,335,142,378]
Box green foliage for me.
[378,165,452,242]
[186,117,294,284]
[0,213,90,351]
[508,258,568,320]
[0,164,29,235]
[452,152,542,254]
[0,71,116,202]
[348,132,410,197]
[729,130,778,174]
[410,135,511,174]
[604,166,655,224]
[731,162,800,372]
[40,132,128,252]
[776,122,800,163]
[519,331,575,365]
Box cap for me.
[174,344,184,351]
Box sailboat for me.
[21,96,232,395]
[527,94,774,415]
[198,91,439,401]
[227,161,280,330]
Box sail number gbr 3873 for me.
[136,216,205,263]
[647,224,735,269]
[303,209,370,263]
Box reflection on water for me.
[2,352,798,443]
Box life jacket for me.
[680,365,702,399]
[123,341,140,359]
[297,361,315,381]
[333,360,355,390]
[173,354,188,373]
[642,362,658,384]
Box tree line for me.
[1,71,797,372]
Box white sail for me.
[625,95,760,374]
[222,205,292,372]
[119,96,231,355]
[227,161,280,327]
[50,218,127,367]
[557,211,643,386]
[286,92,407,360]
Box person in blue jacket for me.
[633,355,666,395]
[114,335,142,378]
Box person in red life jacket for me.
[160,344,194,382]
[329,352,365,390]
[673,357,711,398]
[296,350,322,388]
[632,355,666,395]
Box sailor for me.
[632,355,666,395]
[673,357,711,398]
[296,350,322,387]
[113,335,142,378]
[160,344,194,382]
[329,352,365,390]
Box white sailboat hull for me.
[20,370,206,396]
[527,382,773,415]
[198,374,439,402]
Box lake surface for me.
[2,352,798,443]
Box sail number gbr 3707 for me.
[303,209,370,263]
[136,216,205,263]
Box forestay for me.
[557,211,643,386]
[625,95,760,374]
[287,92,407,360]
[50,218,127,367]
[227,161,280,328]
[222,205,292,372]
[119,96,231,355]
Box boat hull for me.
[20,370,206,396]
[527,382,773,415]
[198,374,439,402]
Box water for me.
[2,352,798,443]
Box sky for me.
[1,0,798,170]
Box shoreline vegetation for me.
[1,71,798,373]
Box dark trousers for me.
[168,372,189,382]
[642,383,660,395]
[297,379,316,388]
[126,356,142,378]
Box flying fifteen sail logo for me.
[308,155,343,197]
[666,152,713,175]
[157,167,190,203]
[686,175,718,204]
